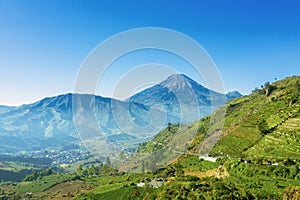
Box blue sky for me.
[0,0,299,105]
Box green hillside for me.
[139,75,300,163]
[211,75,300,160]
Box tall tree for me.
[77,164,83,175]
[105,156,111,166]
[295,81,300,94]
[88,165,98,175]
[264,82,274,97]
[289,81,300,106]
[141,161,145,173]
[119,151,126,160]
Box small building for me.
[150,178,164,188]
[199,155,217,162]
[137,182,145,187]
[137,178,150,187]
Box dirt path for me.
[185,165,229,179]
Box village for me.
[30,148,91,165]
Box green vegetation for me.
[137,123,181,153]
[13,173,78,193]
[258,118,269,135]
[176,155,219,172]
[76,155,300,199]
[225,159,300,199]
[0,155,51,166]
[2,153,299,199]
[0,156,52,182]
[210,76,300,158]
[23,168,53,181]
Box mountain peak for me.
[226,91,243,99]
[160,74,194,91]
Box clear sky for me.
[0,0,299,106]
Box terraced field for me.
[245,117,300,160]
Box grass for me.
[76,186,153,200]
[0,161,37,172]
[75,173,157,200]
[176,154,219,172]
[12,173,76,193]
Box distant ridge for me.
[0,74,241,154]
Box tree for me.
[167,122,179,134]
[258,119,269,135]
[105,156,111,166]
[175,161,183,177]
[145,152,158,172]
[77,164,83,175]
[264,82,275,97]
[82,168,88,176]
[39,168,53,177]
[290,81,300,106]
[167,122,172,132]
[141,161,145,173]
[23,171,39,181]
[88,165,98,176]
[119,151,126,160]
[295,81,300,93]
[197,125,206,134]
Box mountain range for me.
[0,74,241,154]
